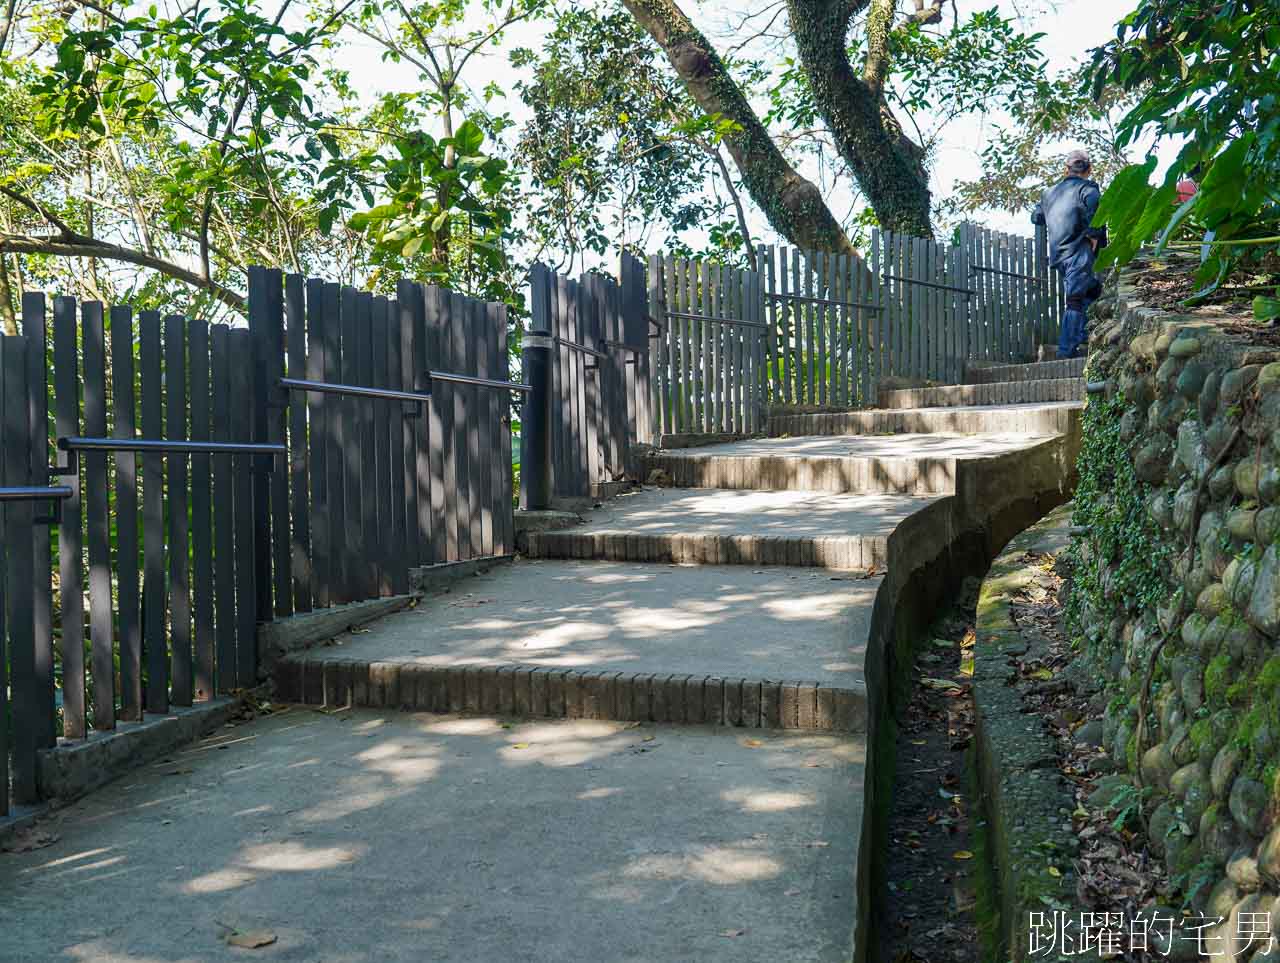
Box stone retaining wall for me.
[1071,264,1280,956]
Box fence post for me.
[521,265,554,511]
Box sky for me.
[324,0,1160,256]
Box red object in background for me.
[1176,178,1198,203]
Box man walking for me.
[1032,149,1106,359]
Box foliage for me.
[510,7,725,269]
[944,64,1136,221]
[1087,0,1280,301]
[1065,390,1174,657]
[765,6,1050,223]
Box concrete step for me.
[878,377,1083,410]
[963,357,1086,385]
[275,558,874,733]
[644,433,1057,494]
[768,401,1080,439]
[523,488,937,571]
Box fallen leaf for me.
[642,735,655,742]
[921,678,962,692]
[719,929,746,938]
[225,930,277,949]
[952,850,974,860]
[1029,668,1053,681]
[511,743,530,750]
[1047,866,1061,878]
[742,738,763,748]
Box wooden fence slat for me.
[371,296,393,593]
[357,292,379,594]
[326,283,348,601]
[700,260,713,433]
[110,305,141,718]
[1,337,21,806]
[247,269,273,618]
[285,275,312,613]
[138,309,166,715]
[165,315,192,707]
[54,296,87,734]
[210,324,236,691]
[305,280,329,608]
[340,287,364,594]
[425,285,449,563]
[396,280,422,569]
[20,294,54,747]
[82,301,114,729]
[473,296,494,557]
[189,319,214,700]
[265,273,291,618]
[3,335,36,800]
[386,294,408,593]
[229,328,257,687]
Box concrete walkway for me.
[1,355,1083,962]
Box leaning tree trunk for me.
[787,0,934,238]
[622,0,857,256]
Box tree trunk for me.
[622,0,856,256]
[786,0,933,237]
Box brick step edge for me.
[274,657,866,733]
[524,529,886,570]
[963,358,1086,385]
[644,453,956,494]
[767,406,1076,438]
[879,377,1084,409]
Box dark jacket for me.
[1031,176,1107,270]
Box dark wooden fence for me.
[525,252,651,502]
[0,271,521,817]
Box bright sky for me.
[328,0,1163,257]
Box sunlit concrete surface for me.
[0,709,865,963]
[566,487,939,538]
[654,432,1054,460]
[295,558,878,687]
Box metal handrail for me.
[665,310,768,330]
[554,337,607,360]
[765,292,884,312]
[428,370,532,394]
[0,485,73,502]
[279,377,431,404]
[970,265,1048,285]
[881,273,976,297]
[59,437,287,457]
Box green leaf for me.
[1254,295,1280,322]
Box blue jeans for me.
[1056,247,1099,359]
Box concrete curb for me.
[272,659,866,733]
[768,403,1081,439]
[964,358,1086,385]
[971,504,1080,963]
[522,529,887,571]
[643,450,962,494]
[35,697,244,806]
[879,377,1084,409]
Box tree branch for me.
[0,233,246,311]
[622,0,855,254]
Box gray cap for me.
[1065,149,1091,173]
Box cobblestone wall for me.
[1072,265,1280,957]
